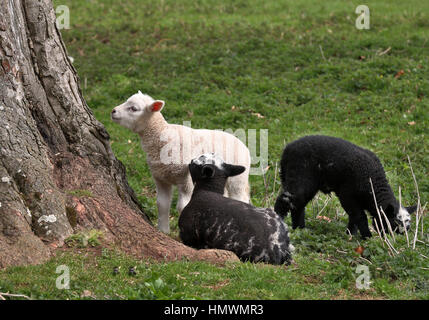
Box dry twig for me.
[0,292,31,300]
[407,156,422,249]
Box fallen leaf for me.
[394,69,405,79]
[316,215,331,222]
[408,121,416,126]
[354,246,365,255]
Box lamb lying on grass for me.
[179,153,293,265]
[111,92,251,234]
[274,135,416,239]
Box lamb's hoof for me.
[346,228,358,236]
[292,224,305,230]
[360,233,372,240]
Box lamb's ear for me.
[201,165,215,178]
[224,164,245,177]
[406,205,417,214]
[149,100,165,112]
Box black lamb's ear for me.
[201,165,215,178]
[406,205,417,214]
[224,164,245,177]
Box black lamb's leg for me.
[339,194,372,239]
[346,219,358,236]
[291,207,305,229]
[356,213,371,239]
[346,212,371,238]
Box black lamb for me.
[179,153,293,265]
[274,135,416,239]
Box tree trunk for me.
[0,0,238,268]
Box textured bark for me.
[0,0,238,268]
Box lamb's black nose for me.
[111,109,117,114]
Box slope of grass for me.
[1,0,427,300]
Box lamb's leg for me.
[176,176,193,214]
[339,195,371,239]
[286,184,317,229]
[347,220,358,235]
[346,210,371,239]
[154,179,173,234]
[291,207,306,229]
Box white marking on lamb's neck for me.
[242,236,255,255]
[254,249,268,262]
[268,218,282,250]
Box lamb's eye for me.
[128,106,138,112]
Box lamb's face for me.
[111,91,164,132]
[189,153,225,182]
[189,153,245,183]
[393,206,413,233]
[383,203,416,234]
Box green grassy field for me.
[1,0,428,300]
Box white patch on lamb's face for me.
[396,206,411,233]
[191,153,224,169]
[111,92,154,131]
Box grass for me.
[1,0,428,299]
[64,229,104,248]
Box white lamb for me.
[111,91,251,234]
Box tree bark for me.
[0,0,238,268]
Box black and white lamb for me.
[179,153,293,265]
[274,135,416,239]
